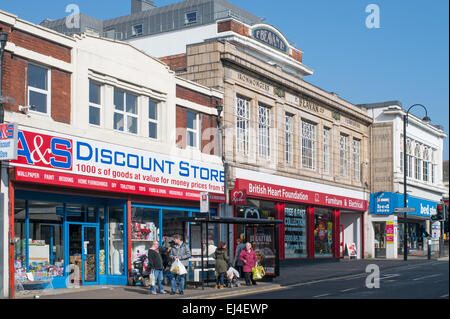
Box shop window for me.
[284,205,307,259]
[314,208,333,258]
[163,211,189,242]
[236,200,276,243]
[14,200,27,283]
[28,201,65,279]
[131,208,160,262]
[28,63,51,114]
[109,207,125,276]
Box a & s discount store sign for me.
[9,126,225,202]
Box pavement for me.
[14,256,449,300]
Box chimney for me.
[131,0,156,14]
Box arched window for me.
[414,144,422,180]
[423,147,430,182]
[406,140,413,178]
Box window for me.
[431,150,437,184]
[314,208,333,258]
[132,24,143,36]
[340,134,348,177]
[235,95,250,155]
[323,128,331,174]
[301,120,316,170]
[414,144,422,180]
[423,148,430,182]
[89,80,101,126]
[400,137,404,174]
[148,99,159,140]
[185,12,197,24]
[284,205,307,259]
[352,139,361,181]
[114,88,138,134]
[186,110,199,148]
[285,114,294,165]
[406,140,413,178]
[258,104,270,159]
[28,63,50,114]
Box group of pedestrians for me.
[144,235,259,295]
[146,234,191,296]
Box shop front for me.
[233,178,367,262]
[370,192,438,259]
[8,126,225,291]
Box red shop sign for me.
[235,179,367,212]
[231,189,247,206]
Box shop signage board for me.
[386,221,395,244]
[9,126,226,202]
[200,192,210,213]
[235,179,367,212]
[0,123,19,161]
[371,192,437,218]
[251,24,289,54]
[231,189,247,206]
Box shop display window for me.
[131,208,160,262]
[236,200,275,244]
[14,200,27,282]
[314,208,333,257]
[109,207,125,275]
[284,205,307,259]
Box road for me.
[227,260,449,299]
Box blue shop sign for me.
[252,26,288,53]
[370,192,438,218]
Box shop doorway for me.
[374,222,386,258]
[68,224,99,285]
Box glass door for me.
[82,225,98,284]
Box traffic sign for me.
[394,207,416,213]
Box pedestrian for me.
[169,234,191,295]
[239,242,257,286]
[233,238,246,278]
[147,241,166,295]
[213,242,229,289]
[161,242,173,286]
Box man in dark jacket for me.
[169,234,191,295]
[147,241,166,295]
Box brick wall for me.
[159,53,187,72]
[201,113,218,156]
[1,23,72,124]
[176,105,187,149]
[176,85,221,109]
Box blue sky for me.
[1,0,449,159]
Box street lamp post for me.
[403,104,431,261]
[0,30,9,123]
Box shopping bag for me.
[170,259,187,275]
[227,266,240,279]
[252,264,265,280]
[149,270,156,286]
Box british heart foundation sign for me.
[231,189,247,206]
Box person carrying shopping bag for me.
[233,238,246,278]
[213,242,230,289]
[169,234,191,295]
[147,241,167,295]
[239,242,257,286]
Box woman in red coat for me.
[239,242,257,286]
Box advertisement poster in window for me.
[246,227,276,276]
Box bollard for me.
[428,238,432,260]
